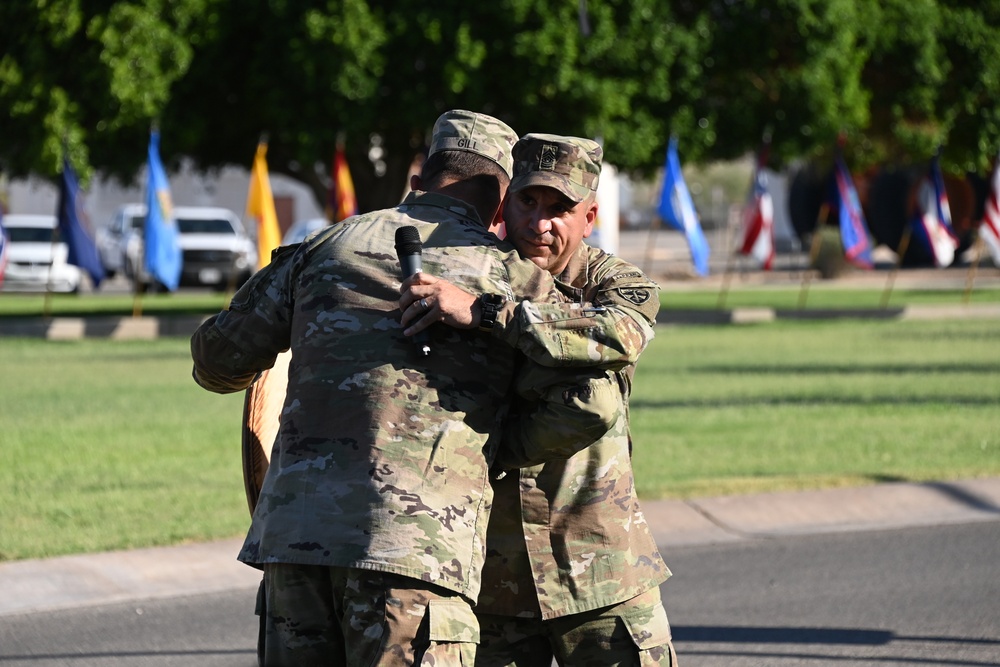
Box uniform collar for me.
[400,190,485,227]
[552,243,593,299]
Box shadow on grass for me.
[689,363,1000,375]
[631,395,999,409]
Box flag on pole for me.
[739,147,775,270]
[978,152,1000,266]
[0,210,8,288]
[326,143,357,223]
[145,129,182,291]
[910,154,959,268]
[832,155,874,269]
[57,157,105,287]
[247,141,281,269]
[657,137,710,276]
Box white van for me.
[2,214,83,293]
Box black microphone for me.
[394,225,431,356]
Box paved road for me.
[665,521,1000,666]
[2,522,998,666]
[2,479,999,665]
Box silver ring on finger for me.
[420,298,429,311]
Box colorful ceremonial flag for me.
[657,137,710,276]
[739,146,775,270]
[832,155,874,269]
[0,210,8,288]
[57,157,105,287]
[326,144,357,223]
[247,142,281,269]
[145,129,182,291]
[911,154,959,268]
[978,152,1000,265]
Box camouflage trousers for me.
[474,587,677,667]
[259,563,479,666]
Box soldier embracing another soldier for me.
[192,109,676,666]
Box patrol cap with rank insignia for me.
[510,133,603,203]
[428,109,519,178]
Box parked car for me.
[282,217,330,245]
[1,214,82,293]
[96,203,143,278]
[103,204,257,290]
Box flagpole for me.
[880,224,912,309]
[643,215,660,276]
[962,235,985,304]
[717,220,738,309]
[717,254,736,309]
[724,193,744,308]
[798,203,828,308]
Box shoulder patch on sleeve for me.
[617,287,653,305]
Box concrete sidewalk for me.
[2,478,998,618]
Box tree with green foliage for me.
[3,0,1000,216]
[0,0,203,183]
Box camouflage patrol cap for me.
[428,110,518,178]
[510,133,603,203]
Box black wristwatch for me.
[478,293,505,333]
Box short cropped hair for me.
[421,150,511,191]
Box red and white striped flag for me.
[979,153,1000,265]
[739,153,774,270]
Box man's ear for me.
[487,192,509,237]
[410,174,422,192]
[582,199,599,238]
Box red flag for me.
[326,144,357,223]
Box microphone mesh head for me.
[394,225,422,256]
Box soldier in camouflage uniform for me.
[477,135,678,666]
[191,112,653,667]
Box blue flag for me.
[832,156,874,269]
[57,157,106,287]
[657,138,710,276]
[145,130,182,290]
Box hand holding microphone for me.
[397,226,484,345]
[395,226,432,356]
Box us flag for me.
[979,152,1000,265]
[739,145,774,270]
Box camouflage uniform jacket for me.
[478,243,671,619]
[190,192,652,603]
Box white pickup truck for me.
[98,204,257,290]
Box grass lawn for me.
[630,319,1000,498]
[1,338,248,561]
[1,318,998,561]
[2,282,998,319]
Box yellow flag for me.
[247,142,281,269]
